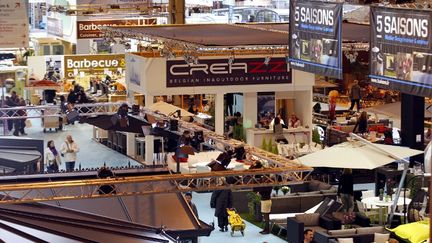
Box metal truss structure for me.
[0,102,123,120]
[0,102,313,203]
[0,167,309,204]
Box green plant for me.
[233,124,245,141]
[406,174,421,199]
[281,186,290,195]
[267,139,273,152]
[312,128,321,145]
[261,137,267,150]
[272,144,278,154]
[246,192,261,218]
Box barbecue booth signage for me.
[64,54,125,78]
[77,18,156,39]
[166,57,291,87]
[370,6,432,97]
[289,0,343,79]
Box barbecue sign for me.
[289,0,343,79]
[370,6,432,97]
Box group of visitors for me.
[44,134,79,173]
[67,81,91,104]
[3,91,27,136]
[272,113,302,144]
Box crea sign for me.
[166,57,291,87]
[64,54,125,78]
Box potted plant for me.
[379,188,384,201]
[281,186,290,195]
[246,192,262,222]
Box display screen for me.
[289,0,343,79]
[370,6,432,97]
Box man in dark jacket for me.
[349,80,362,111]
[210,189,232,232]
[338,168,354,212]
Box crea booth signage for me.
[166,57,291,87]
[370,7,432,97]
[77,18,156,39]
[289,0,343,79]
[64,54,125,78]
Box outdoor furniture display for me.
[361,196,411,225]
[246,127,310,148]
[315,226,389,243]
[388,220,430,243]
[287,213,342,243]
[356,200,379,224]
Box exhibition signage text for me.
[166,57,291,87]
[77,18,156,39]
[64,54,125,78]
[0,0,29,48]
[370,6,432,97]
[289,0,342,79]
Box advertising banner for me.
[289,0,342,79]
[77,18,156,39]
[166,57,291,87]
[0,0,29,48]
[28,55,64,84]
[64,54,125,79]
[370,7,432,97]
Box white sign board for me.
[0,0,29,48]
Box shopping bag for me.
[66,110,79,123]
[25,119,32,128]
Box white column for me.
[145,135,155,165]
[126,94,136,157]
[243,92,258,128]
[215,93,224,135]
[145,95,154,107]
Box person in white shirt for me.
[288,114,301,128]
[60,135,79,172]
[45,140,61,173]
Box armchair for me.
[286,213,341,243]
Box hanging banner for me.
[77,18,157,39]
[370,6,432,97]
[166,57,291,87]
[0,0,29,48]
[64,54,125,79]
[289,0,342,79]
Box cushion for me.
[317,182,333,190]
[295,213,320,226]
[390,220,430,243]
[298,191,321,196]
[308,180,321,191]
[338,238,354,243]
[321,188,337,194]
[328,229,356,236]
[374,233,390,243]
[356,226,385,234]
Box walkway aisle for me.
[17,118,141,170]
[193,192,286,243]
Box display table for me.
[362,196,411,225]
[108,94,144,105]
[246,127,310,147]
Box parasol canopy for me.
[148,101,194,118]
[298,141,423,170]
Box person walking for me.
[254,185,273,234]
[60,135,79,172]
[45,140,61,173]
[210,189,232,232]
[338,168,354,212]
[349,80,362,111]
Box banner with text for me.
[64,54,125,79]
[77,18,156,39]
[370,7,432,97]
[289,0,342,79]
[166,57,291,87]
[0,0,29,48]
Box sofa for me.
[287,213,342,243]
[232,180,337,214]
[314,226,389,243]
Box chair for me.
[356,200,379,223]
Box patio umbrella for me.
[298,140,423,170]
[82,115,149,134]
[148,101,194,118]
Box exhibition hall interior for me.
[0,0,431,242]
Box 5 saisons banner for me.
[289,0,343,79]
[370,6,432,97]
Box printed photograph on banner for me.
[395,53,413,81]
[289,0,343,79]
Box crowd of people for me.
[2,91,28,136]
[44,134,80,173]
